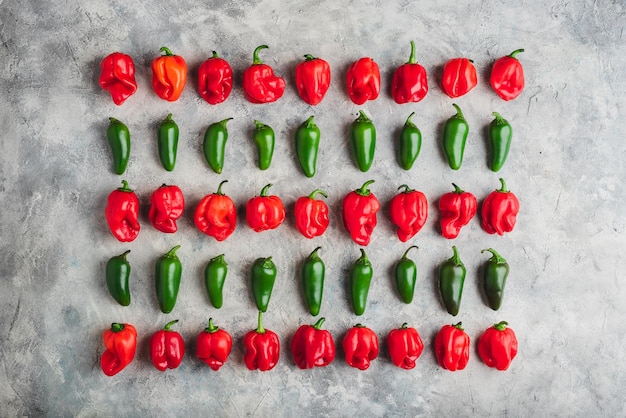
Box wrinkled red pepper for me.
[386,323,424,370]
[100,322,137,376]
[343,324,379,370]
[439,183,477,239]
[242,45,285,104]
[196,318,233,371]
[391,41,428,104]
[194,180,237,241]
[99,52,137,105]
[295,54,331,105]
[291,317,336,369]
[434,322,470,371]
[294,189,329,239]
[197,51,233,105]
[105,180,140,242]
[149,184,184,233]
[244,312,280,371]
[389,184,428,242]
[246,183,286,232]
[490,49,525,101]
[481,178,520,235]
[342,180,380,246]
[441,57,477,98]
[346,57,380,105]
[151,47,187,102]
[150,319,185,371]
[478,321,518,371]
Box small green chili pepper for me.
[203,117,233,174]
[251,256,277,312]
[253,120,275,170]
[349,110,376,172]
[107,117,130,175]
[295,115,321,177]
[157,113,179,171]
[487,112,513,172]
[394,246,418,304]
[302,247,325,316]
[155,245,182,314]
[204,254,228,309]
[481,248,509,310]
[350,248,373,316]
[438,246,466,316]
[105,250,131,306]
[442,103,469,170]
[398,112,422,170]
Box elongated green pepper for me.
[157,113,179,171]
[481,248,509,310]
[302,247,325,316]
[251,256,277,312]
[155,245,182,314]
[107,117,130,175]
[442,104,469,170]
[394,246,418,304]
[253,120,275,170]
[105,250,131,306]
[438,246,466,316]
[398,112,422,170]
[350,248,373,316]
[203,118,233,174]
[205,254,227,309]
[488,112,513,172]
[350,110,376,172]
[295,115,321,177]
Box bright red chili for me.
[342,180,380,246]
[242,45,285,104]
[389,184,428,242]
[151,47,187,102]
[391,41,428,104]
[99,52,137,105]
[100,322,137,376]
[441,57,477,98]
[105,180,140,242]
[246,183,286,232]
[387,323,424,370]
[291,317,336,369]
[194,180,237,241]
[244,312,280,371]
[343,324,379,370]
[294,189,329,239]
[148,184,184,233]
[346,57,380,105]
[295,54,331,105]
[481,178,520,235]
[490,49,525,101]
[478,321,518,371]
[150,319,185,371]
[197,51,233,105]
[196,318,233,371]
[439,183,477,239]
[434,322,470,371]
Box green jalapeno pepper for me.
[295,115,321,177]
[251,256,277,312]
[487,112,513,172]
[203,117,233,174]
[394,246,418,304]
[398,112,422,170]
[155,245,182,314]
[107,117,130,175]
[350,110,376,172]
[350,248,373,316]
[157,113,179,171]
[105,250,131,306]
[442,103,469,170]
[205,254,228,309]
[481,248,509,310]
[253,120,275,170]
[301,247,325,316]
[438,246,466,316]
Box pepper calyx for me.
[252,45,269,65]
[159,46,174,56]
[313,317,326,330]
[494,320,509,331]
[163,319,179,331]
[355,180,375,196]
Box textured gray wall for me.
[1,0,625,416]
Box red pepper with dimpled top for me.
[439,183,477,239]
[295,54,331,105]
[342,180,380,246]
[346,57,380,105]
[149,319,185,371]
[386,323,424,370]
[149,184,184,233]
[441,57,477,98]
[99,52,137,105]
[481,178,520,235]
[294,189,330,239]
[389,184,428,242]
[391,41,428,104]
[244,312,280,371]
[105,180,140,242]
[478,321,518,371]
[291,317,336,369]
[194,180,237,241]
[151,47,187,102]
[242,45,285,104]
[100,322,137,376]
[343,324,379,370]
[434,322,470,371]
[196,318,233,371]
[490,49,525,101]
[197,51,233,105]
[246,183,286,232]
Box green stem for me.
[308,247,322,259]
[406,41,416,64]
[216,180,228,195]
[481,248,506,264]
[260,184,273,197]
[313,317,326,330]
[308,189,328,199]
[453,322,464,330]
[497,178,509,193]
[212,51,219,58]
[118,180,131,192]
[111,323,125,332]
[206,318,219,333]
[160,46,174,56]
[356,180,375,196]
[303,54,316,61]
[494,321,508,331]
[356,110,371,123]
[253,45,268,64]
[400,322,409,329]
[256,311,265,334]
[405,112,416,127]
[401,246,418,259]
[451,183,464,194]
[165,245,181,258]
[508,49,524,58]
[163,319,179,331]
[397,184,414,193]
[450,246,462,265]
[452,103,465,120]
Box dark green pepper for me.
[295,115,321,177]
[481,248,509,310]
[253,120,275,170]
[205,254,227,309]
[155,245,182,314]
[251,256,277,312]
[394,246,418,304]
[107,117,130,175]
[398,112,422,170]
[157,113,179,171]
[438,246,466,316]
[442,103,469,170]
[301,247,325,316]
[487,112,513,172]
[105,250,131,306]
[203,117,233,174]
[350,248,373,316]
[349,110,376,172]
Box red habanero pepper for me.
[481,178,520,236]
[346,57,381,105]
[295,54,331,105]
[389,184,428,242]
[197,51,233,105]
[150,319,185,371]
[291,317,336,369]
[478,321,518,371]
[100,322,137,376]
[105,180,140,242]
[441,57,477,98]
[244,312,280,371]
[391,41,428,104]
[196,318,233,371]
[490,49,525,101]
[242,45,286,104]
[148,184,184,233]
[194,180,237,241]
[294,189,329,239]
[246,183,286,232]
[99,52,137,105]
[386,323,424,370]
[342,180,380,246]
[151,47,187,102]
[434,322,470,371]
[439,183,477,239]
[343,324,379,370]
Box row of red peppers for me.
[100,44,525,106]
[101,316,517,376]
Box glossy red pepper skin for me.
[244,312,280,371]
[151,47,187,102]
[196,318,233,371]
[441,58,477,98]
[387,323,424,370]
[150,320,185,371]
[294,189,329,239]
[194,180,237,241]
[478,321,518,371]
[346,57,380,105]
[100,322,137,376]
[246,183,286,232]
[342,180,380,246]
[389,184,428,242]
[481,178,520,235]
[105,180,140,242]
[148,184,184,233]
[391,41,428,104]
[197,51,233,104]
[295,54,331,105]
[434,322,470,371]
[242,45,285,104]
[439,183,477,239]
[490,49,525,101]
[99,52,137,105]
[343,324,379,370]
[291,317,336,369]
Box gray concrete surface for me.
[1,0,625,416]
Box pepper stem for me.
[165,245,181,257]
[212,51,219,58]
[254,120,269,130]
[216,180,228,195]
[492,112,505,124]
[313,317,326,330]
[252,45,269,64]
[118,250,131,259]
[451,183,464,194]
[260,183,273,197]
[219,117,233,128]
[111,323,125,332]
[308,247,322,259]
[494,321,509,331]
[406,40,416,64]
[405,112,416,127]
[355,179,375,196]
[303,54,317,61]
[497,178,509,193]
[256,311,266,334]
[397,184,414,193]
[400,322,409,329]
[206,318,219,333]
[303,115,316,128]
[356,110,371,123]
[453,322,464,330]
[118,180,132,192]
[508,49,525,59]
[481,248,507,264]
[163,113,173,123]
[452,103,465,120]
[160,46,174,56]
[449,246,463,266]
[163,319,179,331]
[401,245,418,259]
[308,189,328,200]
[210,254,226,264]
[357,248,370,264]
